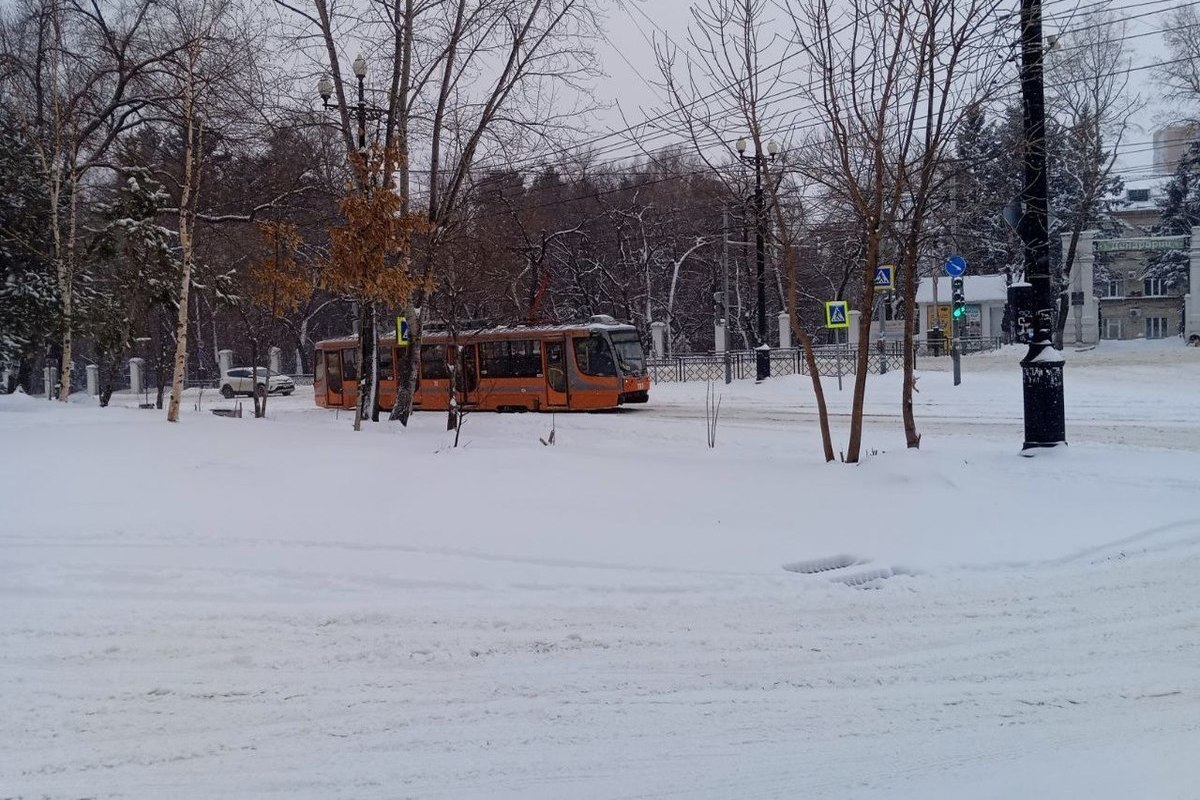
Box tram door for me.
[325,350,345,407]
[544,339,569,408]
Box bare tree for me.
[651,0,837,461]
[1046,12,1141,347]
[787,0,1006,460]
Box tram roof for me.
[318,318,637,348]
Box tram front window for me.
[574,335,617,376]
[609,331,646,376]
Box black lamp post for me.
[735,136,779,381]
[317,52,375,156]
[316,55,387,424]
[1017,0,1066,450]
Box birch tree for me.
[0,0,174,399]
[158,0,259,422]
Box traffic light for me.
[951,277,966,320]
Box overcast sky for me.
[584,0,1181,178]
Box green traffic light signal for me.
[953,306,965,318]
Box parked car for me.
[220,367,295,399]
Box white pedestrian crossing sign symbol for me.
[874,265,893,289]
[825,300,849,329]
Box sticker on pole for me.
[874,265,894,289]
[825,301,850,329]
[396,315,410,346]
[945,254,968,277]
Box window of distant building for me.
[1103,279,1125,298]
[1143,277,1166,297]
[1127,188,1150,202]
[1145,317,1168,339]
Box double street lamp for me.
[735,136,779,381]
[317,53,384,157]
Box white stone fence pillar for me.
[650,321,667,360]
[129,358,144,395]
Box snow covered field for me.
[3,341,1199,799]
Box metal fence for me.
[647,337,1003,384]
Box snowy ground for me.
[3,340,1199,799]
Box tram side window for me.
[314,351,325,385]
[342,348,359,381]
[378,346,394,381]
[421,344,450,379]
[480,340,542,378]
[574,335,616,376]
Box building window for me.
[1145,317,1168,339]
[1143,277,1166,297]
[1104,318,1123,339]
[1127,188,1150,202]
[1103,279,1124,298]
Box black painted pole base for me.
[755,346,771,382]
[1020,339,1066,450]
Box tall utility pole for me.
[722,208,732,384]
[736,137,779,381]
[1018,0,1066,450]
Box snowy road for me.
[3,340,1199,798]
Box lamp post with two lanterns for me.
[317,53,387,164]
[735,136,778,381]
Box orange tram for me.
[313,316,651,413]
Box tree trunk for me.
[1053,228,1082,348]
[389,304,420,424]
[845,239,881,463]
[354,300,376,429]
[900,255,921,448]
[784,246,835,462]
[57,173,80,401]
[167,90,202,423]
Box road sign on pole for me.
[396,316,410,346]
[874,265,894,289]
[945,255,968,277]
[825,301,850,329]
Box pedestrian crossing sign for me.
[874,265,894,289]
[825,301,850,329]
[396,315,410,346]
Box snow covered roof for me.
[1114,176,1169,214]
[916,274,1008,304]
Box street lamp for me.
[317,52,378,153]
[735,135,779,381]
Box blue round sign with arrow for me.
[945,255,968,277]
